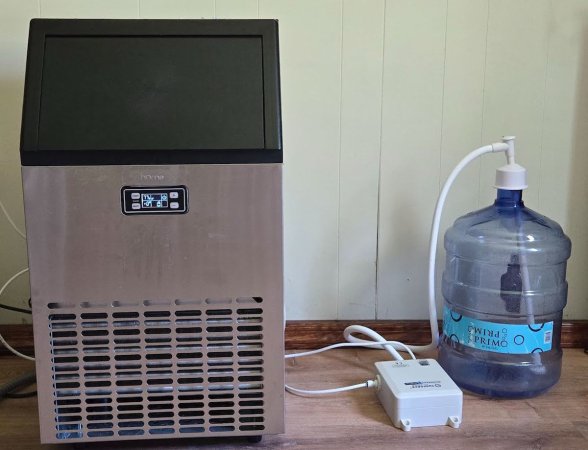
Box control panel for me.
[121,186,188,215]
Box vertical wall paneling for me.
[541,0,588,319]
[0,0,38,164]
[435,0,489,314]
[139,0,213,19]
[338,0,385,319]
[539,2,578,230]
[0,163,29,325]
[0,1,587,322]
[259,0,343,319]
[0,0,37,324]
[41,0,138,18]
[479,0,551,208]
[377,0,448,319]
[215,0,258,19]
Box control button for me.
[170,202,179,209]
[131,192,140,200]
[131,203,140,210]
[170,191,179,199]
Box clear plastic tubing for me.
[438,189,571,398]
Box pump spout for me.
[502,135,516,165]
[495,136,527,190]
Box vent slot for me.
[47,298,267,440]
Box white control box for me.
[374,359,462,431]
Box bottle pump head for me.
[494,136,528,190]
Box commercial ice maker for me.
[19,19,283,444]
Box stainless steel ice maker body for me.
[19,19,283,444]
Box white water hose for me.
[349,137,517,355]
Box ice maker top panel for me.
[20,19,282,166]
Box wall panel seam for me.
[438,0,449,194]
[477,0,491,208]
[374,0,387,320]
[537,0,555,209]
[336,0,344,319]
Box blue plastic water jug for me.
[438,189,571,398]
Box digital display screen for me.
[122,186,186,215]
[141,193,169,209]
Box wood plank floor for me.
[1,349,587,449]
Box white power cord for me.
[285,139,513,398]
[0,198,33,361]
[286,339,417,361]
[343,325,411,360]
[0,198,26,239]
[0,268,35,361]
[285,332,416,396]
[285,379,378,397]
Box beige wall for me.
[1,0,587,324]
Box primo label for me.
[467,325,508,348]
[443,306,553,355]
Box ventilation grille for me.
[48,298,266,440]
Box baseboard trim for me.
[1,320,586,356]
[285,320,588,350]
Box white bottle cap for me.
[495,163,528,190]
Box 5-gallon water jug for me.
[438,189,571,398]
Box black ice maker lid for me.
[20,19,282,166]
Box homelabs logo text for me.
[404,381,442,389]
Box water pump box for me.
[374,359,462,431]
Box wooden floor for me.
[1,349,587,449]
